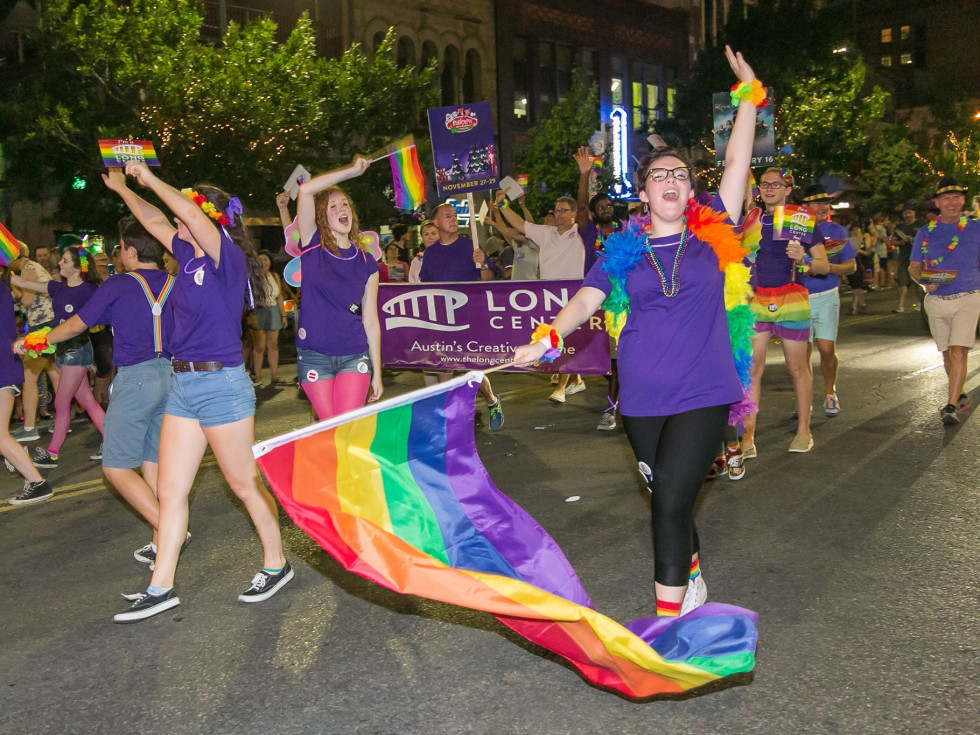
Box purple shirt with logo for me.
[805,220,855,294]
[911,218,980,296]
[77,269,176,366]
[419,236,481,282]
[0,283,24,388]
[297,232,379,356]
[170,232,246,367]
[584,197,743,417]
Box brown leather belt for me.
[171,359,224,373]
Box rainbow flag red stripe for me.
[253,373,758,698]
[0,220,21,267]
[388,135,426,211]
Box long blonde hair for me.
[314,187,365,255]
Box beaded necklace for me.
[641,221,689,297]
[921,213,967,266]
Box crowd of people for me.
[5,46,979,627]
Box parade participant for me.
[107,160,290,622]
[8,244,59,443]
[498,193,587,403]
[892,203,919,312]
[515,47,760,617]
[909,177,980,425]
[408,219,438,283]
[379,242,409,282]
[740,168,830,456]
[295,156,383,420]
[250,250,288,386]
[14,215,175,558]
[801,184,856,418]
[420,203,504,430]
[2,274,54,505]
[487,194,540,281]
[11,246,105,469]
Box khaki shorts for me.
[924,290,980,352]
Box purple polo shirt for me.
[0,283,24,388]
[419,236,481,282]
[76,269,176,366]
[296,233,379,356]
[805,220,855,294]
[911,218,980,296]
[584,197,744,417]
[170,232,246,367]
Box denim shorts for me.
[103,358,172,468]
[254,306,282,331]
[56,340,94,369]
[165,363,256,427]
[297,349,371,384]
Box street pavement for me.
[1,288,978,734]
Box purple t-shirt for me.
[750,211,814,289]
[76,269,176,366]
[581,220,623,276]
[584,199,744,417]
[296,233,379,356]
[419,236,481,282]
[911,218,980,296]
[0,283,24,388]
[171,232,246,366]
[47,280,98,326]
[805,220,855,294]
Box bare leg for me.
[0,390,44,482]
[946,346,969,406]
[251,329,266,383]
[103,466,160,535]
[266,330,281,381]
[781,338,813,438]
[815,338,839,395]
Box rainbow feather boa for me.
[600,200,757,424]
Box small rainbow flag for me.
[98,139,161,168]
[253,373,758,699]
[740,207,763,262]
[387,135,426,211]
[772,204,815,245]
[0,220,21,267]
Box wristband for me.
[730,79,768,109]
[24,327,55,358]
[796,253,813,274]
[529,323,564,363]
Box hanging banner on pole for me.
[427,102,499,198]
[712,92,775,169]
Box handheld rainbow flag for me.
[0,220,22,267]
[740,207,763,263]
[376,135,426,211]
[98,139,161,168]
[253,373,758,699]
[772,204,815,245]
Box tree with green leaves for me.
[853,130,932,214]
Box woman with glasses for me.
[739,168,830,457]
[515,47,763,618]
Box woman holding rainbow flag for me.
[515,47,760,618]
[293,156,383,420]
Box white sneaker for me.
[548,388,566,403]
[565,381,586,396]
[680,574,707,616]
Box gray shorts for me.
[103,358,172,468]
[254,306,282,331]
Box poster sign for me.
[98,139,160,167]
[379,280,610,374]
[772,205,816,245]
[920,269,958,284]
[711,92,775,169]
[283,164,312,200]
[427,102,499,198]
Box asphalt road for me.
[2,288,978,734]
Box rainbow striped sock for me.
[689,556,700,581]
[656,599,682,617]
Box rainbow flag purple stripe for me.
[388,135,426,211]
[253,373,758,699]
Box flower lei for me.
[74,247,90,275]
[24,327,55,358]
[599,200,757,424]
[180,188,231,226]
[529,323,564,363]
[920,213,967,266]
[730,79,769,109]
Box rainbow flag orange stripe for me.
[98,139,160,168]
[0,220,21,267]
[253,373,758,699]
[388,135,426,210]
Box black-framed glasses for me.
[646,167,691,182]
[759,182,786,190]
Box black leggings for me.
[621,404,730,587]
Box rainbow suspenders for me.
[126,272,176,356]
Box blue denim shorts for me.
[165,363,255,427]
[297,349,371,384]
[103,358,172,468]
[56,340,93,369]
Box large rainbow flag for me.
[253,373,758,699]
[0,220,21,267]
[387,135,426,211]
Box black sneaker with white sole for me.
[31,447,58,468]
[113,588,180,623]
[89,443,103,461]
[9,480,53,505]
[134,532,192,570]
[940,404,960,425]
[238,562,294,603]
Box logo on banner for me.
[382,288,469,331]
[445,108,479,134]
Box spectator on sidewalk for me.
[892,203,919,312]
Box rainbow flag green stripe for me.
[254,373,758,698]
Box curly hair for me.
[314,187,366,256]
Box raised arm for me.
[124,160,221,261]
[276,191,293,230]
[102,168,177,252]
[574,146,593,229]
[496,193,529,235]
[296,156,369,246]
[717,46,762,223]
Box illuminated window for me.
[900,53,912,65]
[881,55,892,67]
[666,87,676,118]
[881,28,892,43]
[900,25,911,40]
